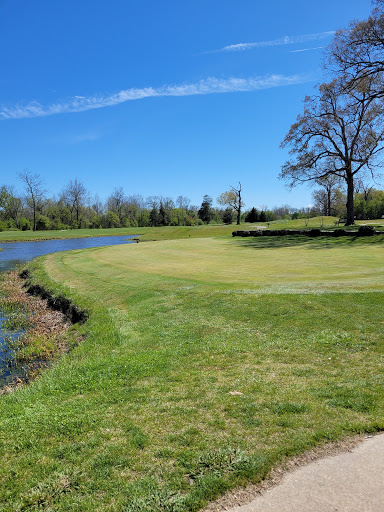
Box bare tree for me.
[280,77,384,225]
[312,173,342,217]
[176,196,190,211]
[355,177,375,201]
[161,197,175,210]
[92,194,104,216]
[146,196,160,209]
[271,204,292,219]
[327,0,384,94]
[176,195,191,225]
[61,178,87,228]
[17,170,45,231]
[107,187,126,223]
[217,182,244,225]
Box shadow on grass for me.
[232,234,384,250]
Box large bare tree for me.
[327,1,384,94]
[17,170,45,231]
[280,77,384,225]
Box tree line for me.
[280,0,384,225]
[0,176,247,231]
[0,170,382,232]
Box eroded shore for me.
[0,269,82,392]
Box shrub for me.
[184,215,196,226]
[308,229,322,237]
[241,230,251,237]
[332,229,347,237]
[358,225,376,236]
[5,219,17,230]
[36,215,52,231]
[19,217,32,231]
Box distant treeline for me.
[0,176,383,232]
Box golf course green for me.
[0,233,383,511]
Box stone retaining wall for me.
[232,226,379,238]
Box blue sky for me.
[0,0,374,210]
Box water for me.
[0,234,137,385]
[0,235,137,272]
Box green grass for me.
[0,234,383,510]
[0,216,382,243]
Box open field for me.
[0,216,382,243]
[0,234,383,510]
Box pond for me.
[0,234,137,386]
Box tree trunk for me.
[32,199,36,231]
[327,188,331,217]
[345,174,355,225]
[236,187,242,225]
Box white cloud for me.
[215,31,335,53]
[290,46,325,53]
[0,74,314,120]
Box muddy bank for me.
[20,269,88,324]
[0,270,86,392]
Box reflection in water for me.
[0,313,25,384]
[0,235,136,385]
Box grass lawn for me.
[0,234,383,511]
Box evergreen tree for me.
[245,207,259,223]
[159,202,170,226]
[149,207,159,226]
[222,207,234,224]
[198,195,214,224]
[259,210,267,222]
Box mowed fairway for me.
[67,236,384,293]
[1,236,383,511]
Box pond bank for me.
[0,269,83,392]
[0,233,142,243]
[0,234,138,388]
